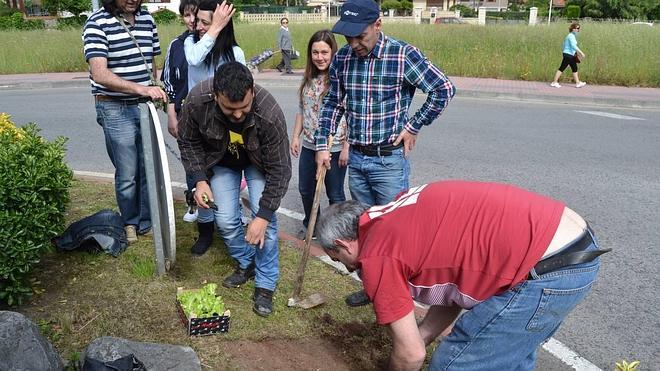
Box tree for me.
[43,0,90,17]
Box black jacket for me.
[177,79,291,221]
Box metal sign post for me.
[139,102,176,275]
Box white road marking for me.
[576,110,645,120]
[543,338,602,370]
[74,169,603,370]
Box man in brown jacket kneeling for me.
[178,62,292,317]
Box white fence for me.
[239,12,327,24]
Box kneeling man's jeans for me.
[95,100,151,233]
[209,165,279,291]
[430,231,602,371]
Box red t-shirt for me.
[357,181,564,325]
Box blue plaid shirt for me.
[315,32,455,150]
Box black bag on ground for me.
[82,354,146,371]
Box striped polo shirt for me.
[83,8,161,98]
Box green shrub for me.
[0,12,45,30]
[450,4,476,18]
[152,8,177,24]
[56,15,86,30]
[381,0,401,13]
[0,113,72,306]
[565,5,581,19]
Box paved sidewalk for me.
[1,70,658,108]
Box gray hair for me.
[316,201,370,250]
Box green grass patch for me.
[15,179,387,369]
[0,22,658,86]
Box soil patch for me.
[221,338,351,370]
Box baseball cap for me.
[332,0,381,37]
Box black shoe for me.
[222,263,255,288]
[253,287,274,317]
[345,290,371,307]
[191,221,214,256]
[276,66,283,72]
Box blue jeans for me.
[348,147,410,206]
[208,165,279,291]
[299,147,347,229]
[429,232,602,370]
[95,100,151,233]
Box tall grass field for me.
[0,22,658,87]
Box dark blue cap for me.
[332,0,381,37]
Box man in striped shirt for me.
[83,0,168,243]
[315,0,456,307]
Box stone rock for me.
[0,311,64,371]
[83,336,201,371]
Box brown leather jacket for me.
[177,79,291,221]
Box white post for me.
[414,7,422,24]
[455,9,461,18]
[92,0,99,11]
[529,7,538,25]
[547,0,552,25]
[478,7,486,25]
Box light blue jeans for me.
[348,147,410,206]
[95,100,151,233]
[208,165,279,291]
[429,232,602,370]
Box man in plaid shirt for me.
[314,0,455,306]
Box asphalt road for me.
[1,85,659,370]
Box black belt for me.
[531,227,611,277]
[95,95,148,105]
[352,143,402,157]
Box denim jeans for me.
[299,147,347,229]
[53,209,127,257]
[209,165,279,291]
[95,100,151,233]
[429,232,602,370]
[348,147,410,206]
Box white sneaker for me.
[183,208,198,223]
[576,81,586,88]
[125,225,138,243]
[550,82,562,88]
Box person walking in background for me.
[551,22,586,88]
[83,0,168,243]
[276,17,294,74]
[160,0,199,226]
[290,30,349,239]
[177,62,291,317]
[183,0,247,256]
[314,0,455,307]
[185,0,245,91]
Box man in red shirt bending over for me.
[315,180,609,370]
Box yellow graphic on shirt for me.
[227,130,244,159]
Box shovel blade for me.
[287,293,326,309]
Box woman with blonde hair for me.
[290,30,349,238]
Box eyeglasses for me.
[282,21,288,24]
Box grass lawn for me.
[14,179,394,369]
[0,22,657,86]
